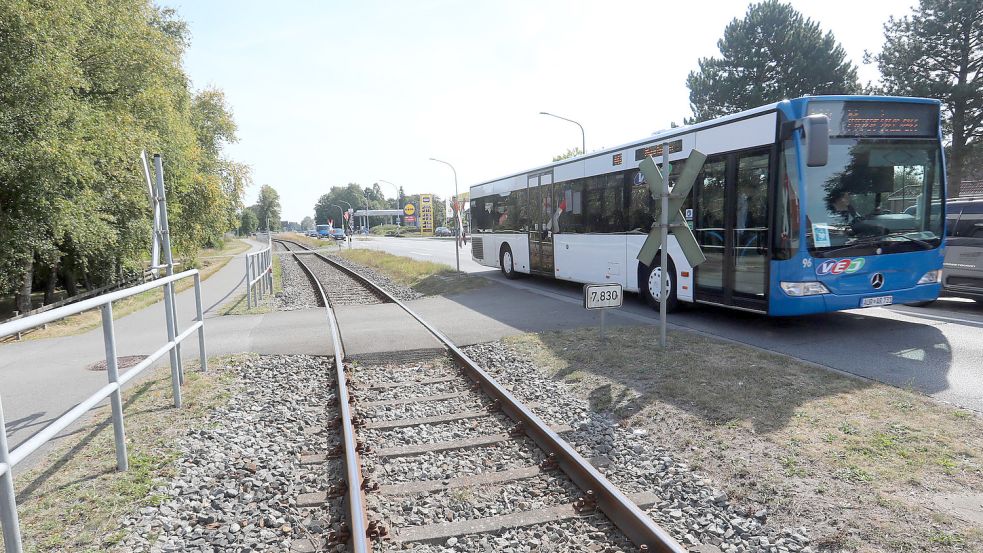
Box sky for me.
[159,0,918,222]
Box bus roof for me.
[469,95,940,193]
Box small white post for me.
[194,273,208,373]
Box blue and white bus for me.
[469,96,945,316]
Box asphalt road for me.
[351,236,983,412]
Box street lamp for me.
[539,111,585,156]
[330,204,345,230]
[428,157,460,273]
[376,179,404,225]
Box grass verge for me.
[505,327,983,552]
[337,249,484,296]
[6,240,251,343]
[221,249,283,315]
[0,358,241,552]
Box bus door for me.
[528,172,555,275]
[694,149,770,310]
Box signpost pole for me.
[659,144,669,349]
[600,309,606,342]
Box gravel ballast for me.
[115,355,345,552]
[460,342,815,553]
[272,243,322,311]
[324,251,423,302]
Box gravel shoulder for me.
[116,354,345,551]
[476,328,983,552]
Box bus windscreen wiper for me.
[820,232,934,257]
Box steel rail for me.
[277,242,371,553]
[275,239,687,553]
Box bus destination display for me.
[808,101,937,137]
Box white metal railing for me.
[0,269,207,553]
[245,233,273,309]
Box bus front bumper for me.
[769,283,941,316]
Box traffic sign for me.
[636,149,707,268]
[584,283,623,310]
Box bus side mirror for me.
[802,114,829,167]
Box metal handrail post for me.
[266,250,272,296]
[0,396,24,553]
[193,273,208,373]
[171,281,184,386]
[100,304,129,472]
[245,254,252,309]
[163,282,182,408]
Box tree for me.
[686,0,860,122]
[301,216,314,230]
[871,0,983,197]
[239,209,258,234]
[0,1,249,311]
[552,147,583,162]
[253,185,281,230]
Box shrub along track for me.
[275,238,688,553]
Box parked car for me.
[434,226,453,237]
[942,197,983,301]
[329,228,346,241]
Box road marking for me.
[890,309,983,328]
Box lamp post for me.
[428,157,460,273]
[539,111,585,156]
[376,179,402,225]
[330,204,345,234]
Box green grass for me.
[338,249,485,296]
[0,358,241,551]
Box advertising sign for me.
[420,194,434,235]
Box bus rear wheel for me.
[642,258,679,313]
[500,245,519,279]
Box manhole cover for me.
[86,355,148,372]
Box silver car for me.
[942,198,983,301]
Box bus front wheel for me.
[642,258,679,313]
[500,245,519,279]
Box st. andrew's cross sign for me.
[635,149,708,268]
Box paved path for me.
[351,236,983,413]
[0,240,331,471]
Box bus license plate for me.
[861,295,893,307]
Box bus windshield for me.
[803,138,943,256]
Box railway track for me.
[274,238,687,553]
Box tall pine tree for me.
[686,0,859,123]
[871,0,983,197]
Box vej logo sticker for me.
[816,258,865,276]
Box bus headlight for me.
[780,281,830,297]
[917,270,942,284]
